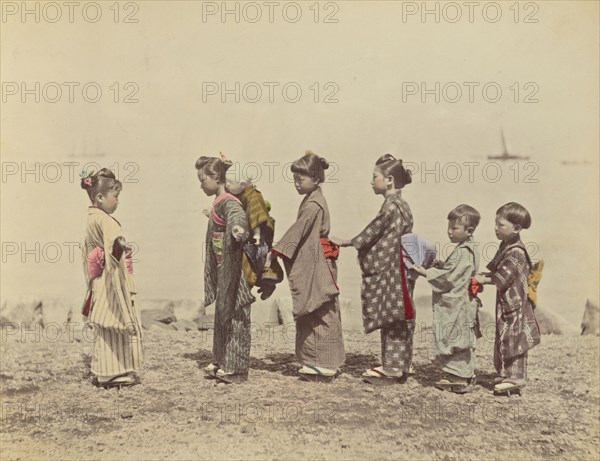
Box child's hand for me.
[202,208,211,218]
[330,236,350,247]
[412,264,427,276]
[232,225,246,242]
[125,324,137,336]
[432,259,444,269]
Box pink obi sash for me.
[211,193,242,226]
[86,246,133,278]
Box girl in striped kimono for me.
[272,152,345,382]
[196,156,255,384]
[335,154,415,384]
[80,168,143,389]
[475,202,540,395]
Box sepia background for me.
[1,0,598,333]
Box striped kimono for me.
[204,193,255,374]
[273,187,345,370]
[351,190,415,373]
[487,236,541,379]
[82,207,143,377]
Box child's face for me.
[197,170,220,196]
[96,190,120,215]
[371,167,392,195]
[293,173,318,195]
[447,220,472,244]
[225,173,246,195]
[495,217,520,241]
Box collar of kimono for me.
[88,205,121,226]
[213,192,241,207]
[302,186,325,207]
[487,236,528,271]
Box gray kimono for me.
[425,238,480,378]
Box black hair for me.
[290,150,329,183]
[496,202,531,229]
[194,156,233,183]
[80,168,122,202]
[447,204,481,230]
[375,154,412,189]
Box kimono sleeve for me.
[351,202,393,251]
[490,248,526,292]
[273,202,321,260]
[99,214,135,329]
[101,215,126,267]
[224,197,250,235]
[425,246,473,293]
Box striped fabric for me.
[204,194,255,374]
[273,187,345,370]
[487,237,540,377]
[82,207,143,376]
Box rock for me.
[581,298,599,336]
[40,297,77,326]
[195,315,215,330]
[535,309,562,335]
[173,299,204,322]
[148,320,175,331]
[140,305,177,330]
[0,297,43,327]
[171,320,198,332]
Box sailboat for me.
[487,128,530,160]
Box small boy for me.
[224,169,283,300]
[475,202,540,395]
[413,204,482,394]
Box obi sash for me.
[320,238,340,261]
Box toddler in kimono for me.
[475,202,540,396]
[413,204,482,393]
[224,167,284,300]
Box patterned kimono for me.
[487,236,541,379]
[425,239,480,378]
[204,193,255,374]
[82,207,143,377]
[351,190,415,372]
[273,187,345,370]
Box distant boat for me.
[487,128,530,161]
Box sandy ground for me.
[1,323,599,461]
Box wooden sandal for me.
[435,376,470,394]
[298,365,338,383]
[215,370,248,384]
[494,380,525,396]
[97,374,136,390]
[362,367,405,385]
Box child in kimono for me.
[224,168,284,300]
[412,205,482,393]
[335,154,415,383]
[271,151,345,382]
[475,202,540,395]
[196,156,255,384]
[80,168,143,389]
